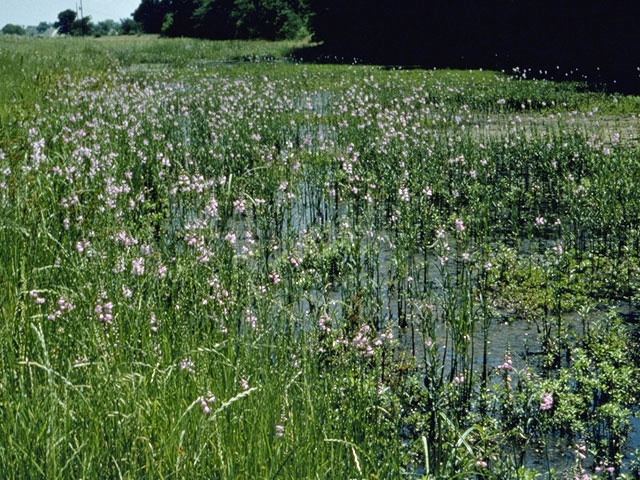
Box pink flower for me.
[233,199,245,214]
[497,355,514,372]
[156,264,167,279]
[180,358,194,373]
[289,256,302,267]
[318,313,332,332]
[199,395,215,414]
[224,232,237,245]
[245,312,258,329]
[131,257,145,276]
[269,272,281,284]
[540,392,553,411]
[573,442,587,460]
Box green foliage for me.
[134,0,310,40]
[120,18,141,35]
[53,10,95,37]
[54,9,77,35]
[2,24,26,36]
[0,35,639,479]
[93,19,119,36]
[36,21,52,34]
[133,0,170,33]
[70,16,93,37]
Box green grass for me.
[1,35,639,479]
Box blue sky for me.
[1,0,141,26]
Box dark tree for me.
[160,0,200,37]
[120,18,141,34]
[191,0,309,40]
[36,21,52,33]
[54,9,77,35]
[131,0,309,39]
[133,0,170,34]
[308,0,640,92]
[234,0,309,40]
[192,0,238,38]
[95,19,119,36]
[2,24,26,35]
[71,16,93,36]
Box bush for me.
[2,24,26,36]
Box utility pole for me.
[79,0,84,37]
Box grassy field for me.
[1,35,640,479]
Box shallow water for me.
[466,112,640,143]
[628,415,640,463]
[165,86,640,474]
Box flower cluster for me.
[47,296,75,321]
[539,392,553,411]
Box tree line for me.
[306,0,639,90]
[1,13,140,38]
[129,0,638,78]
[309,1,640,66]
[132,0,310,40]
[9,0,637,88]
[53,10,140,37]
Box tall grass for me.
[1,35,639,479]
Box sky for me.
[1,0,141,26]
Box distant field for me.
[1,35,639,479]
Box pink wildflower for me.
[497,355,514,372]
[540,392,553,411]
